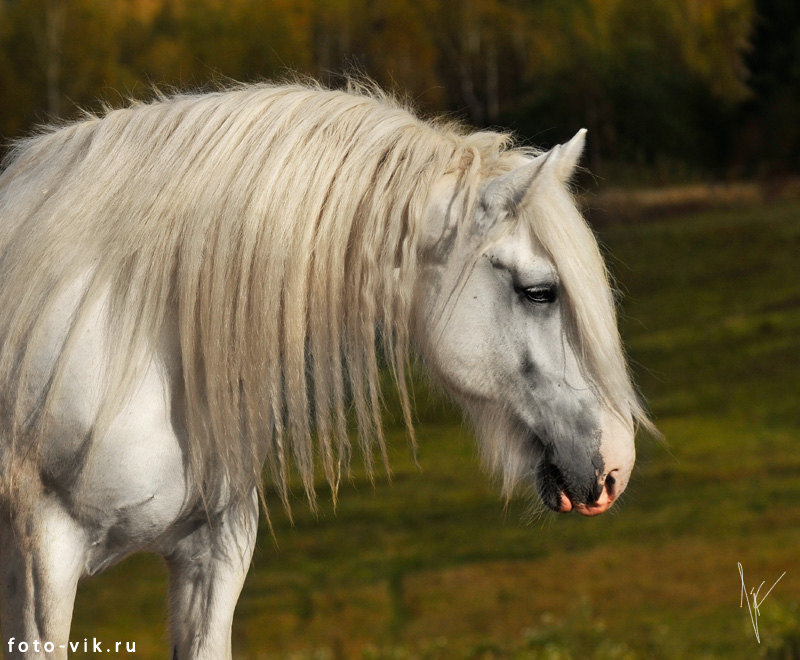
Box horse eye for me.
[522,285,558,305]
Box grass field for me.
[66,200,800,658]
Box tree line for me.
[0,0,798,179]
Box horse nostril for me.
[604,471,618,499]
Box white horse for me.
[0,82,649,658]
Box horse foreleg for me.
[165,490,258,660]
[0,497,86,659]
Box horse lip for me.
[569,483,614,516]
[556,491,573,512]
[547,490,613,516]
[574,496,613,516]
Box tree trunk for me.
[44,0,66,118]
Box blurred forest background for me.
[1,0,799,182]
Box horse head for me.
[416,130,636,516]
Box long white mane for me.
[0,81,648,514]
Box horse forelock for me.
[517,180,653,437]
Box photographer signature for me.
[739,562,786,643]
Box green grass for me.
[66,201,800,658]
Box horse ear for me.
[553,128,587,183]
[478,151,550,222]
[476,129,587,233]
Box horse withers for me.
[0,82,648,658]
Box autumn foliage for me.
[0,0,797,178]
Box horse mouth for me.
[551,486,613,516]
[532,436,613,517]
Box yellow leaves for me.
[0,0,763,165]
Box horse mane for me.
[0,81,508,513]
[0,80,649,516]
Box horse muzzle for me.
[535,451,620,517]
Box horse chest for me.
[77,426,189,575]
[28,289,194,573]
